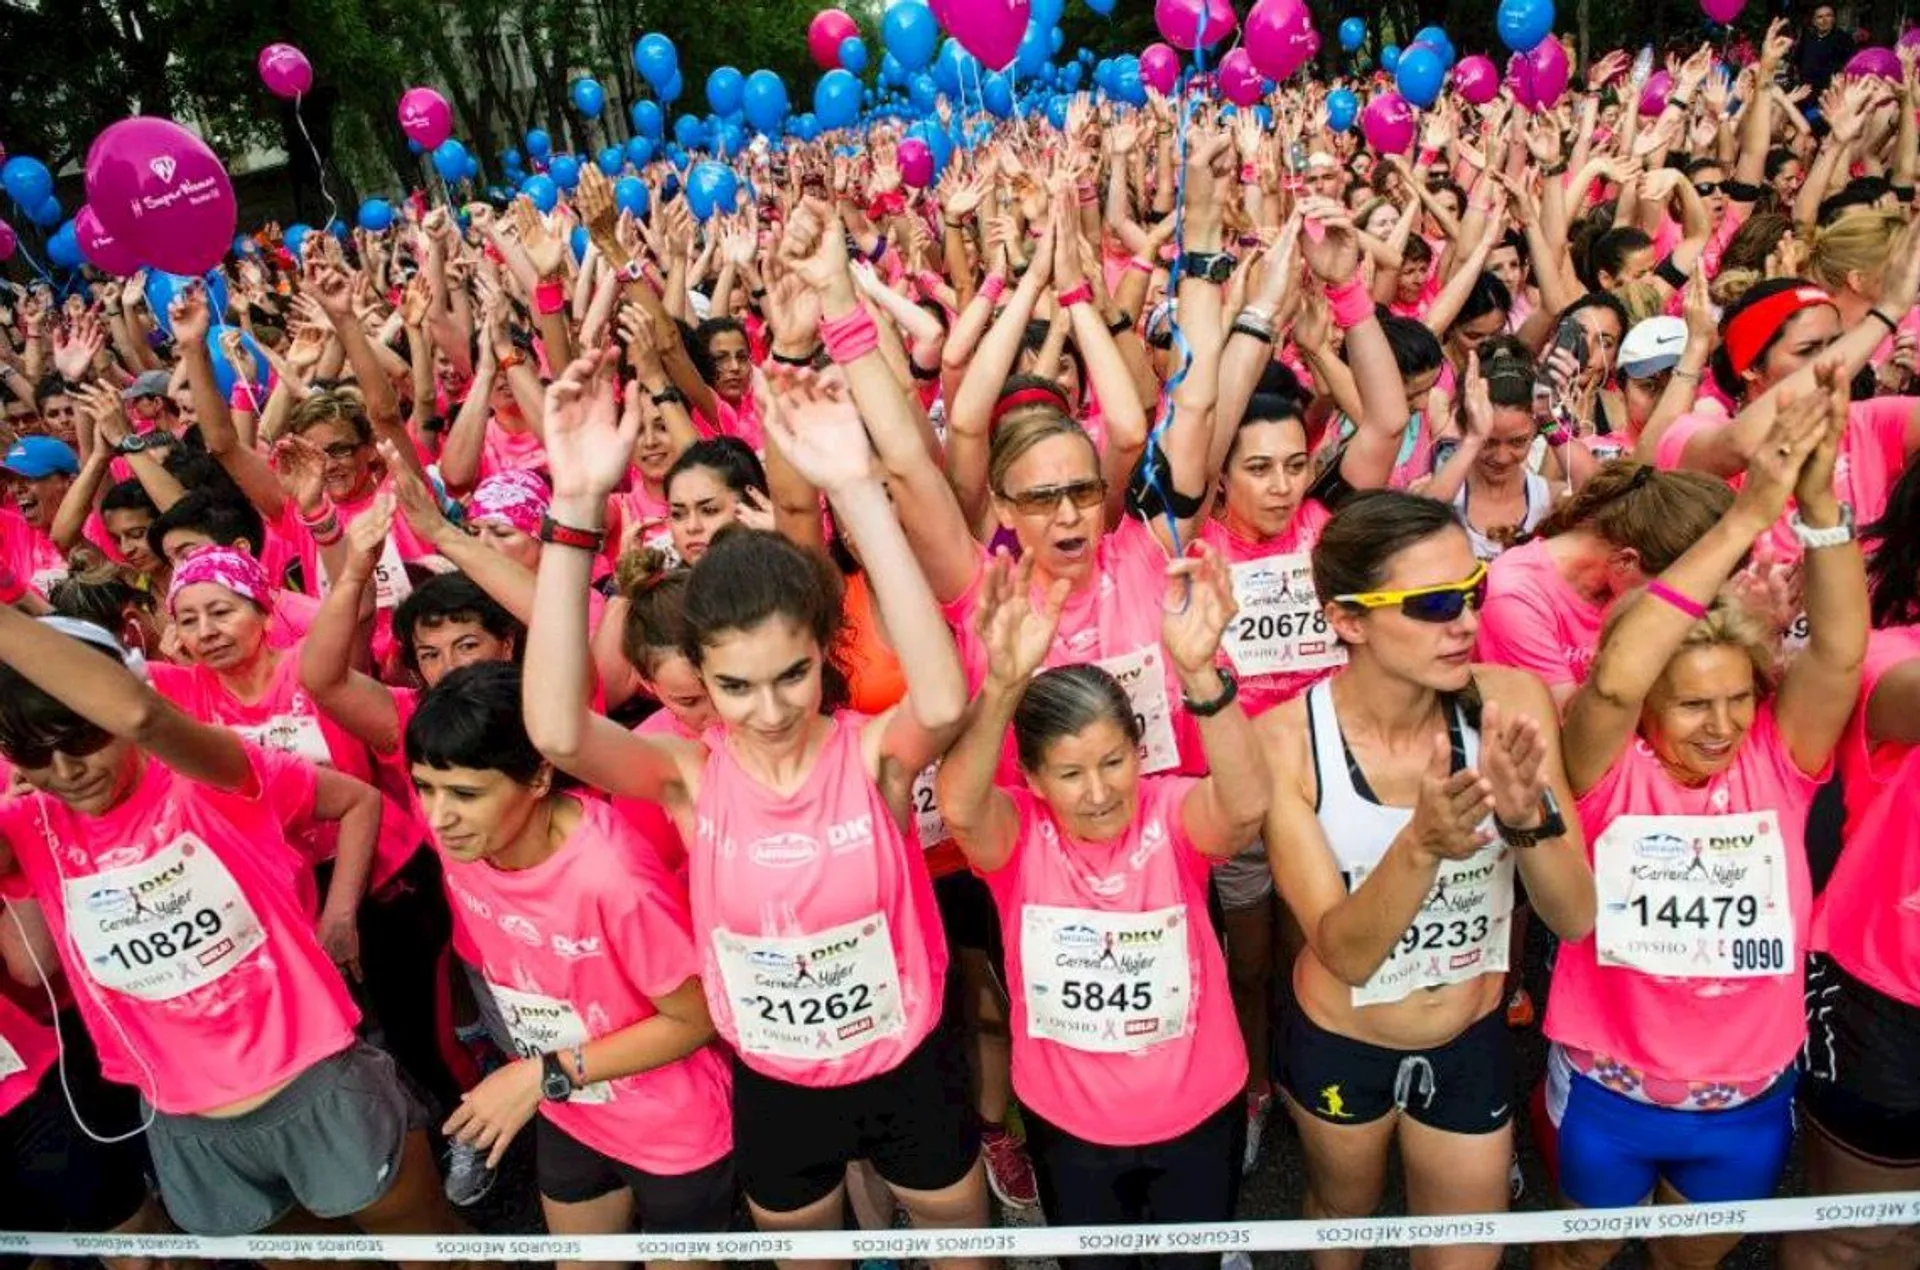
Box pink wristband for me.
[1418,148,1441,166]
[915,269,944,297]
[1127,256,1155,275]
[1056,281,1094,309]
[820,306,880,364]
[980,274,1008,303]
[1324,276,1373,329]
[1647,580,1708,621]
[534,279,565,316]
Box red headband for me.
[990,385,1071,427]
[1723,285,1833,379]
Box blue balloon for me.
[144,271,230,337]
[209,325,267,401]
[548,155,581,191]
[1326,87,1358,131]
[358,198,394,232]
[1395,45,1445,107]
[284,224,313,259]
[1381,43,1402,72]
[631,101,664,139]
[1046,96,1069,129]
[614,175,650,218]
[706,67,744,116]
[1051,27,1064,53]
[1016,23,1051,76]
[626,136,654,168]
[1086,0,1114,15]
[25,196,61,229]
[570,226,590,263]
[46,221,82,270]
[743,70,790,134]
[659,69,684,104]
[719,122,746,156]
[571,77,606,117]
[814,69,862,129]
[1061,62,1082,89]
[982,73,1013,118]
[432,138,469,183]
[526,128,552,158]
[839,36,868,73]
[685,162,737,221]
[1111,54,1146,105]
[407,138,424,155]
[908,74,938,113]
[674,115,705,149]
[233,235,257,258]
[883,2,940,72]
[2,157,52,210]
[634,33,678,86]
[933,39,975,96]
[1413,27,1455,64]
[598,146,624,175]
[503,147,523,169]
[1339,17,1366,50]
[520,173,559,212]
[1496,0,1555,52]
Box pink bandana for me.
[167,545,271,615]
[468,469,550,536]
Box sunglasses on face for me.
[1002,478,1107,516]
[8,721,114,770]
[1335,563,1489,624]
[1694,181,1723,196]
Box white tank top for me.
[1454,473,1551,561]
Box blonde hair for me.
[1809,208,1910,293]
[287,387,373,443]
[1600,586,1781,700]
[1613,279,1668,326]
[986,409,1098,497]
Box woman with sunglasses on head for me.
[522,347,991,1268]
[0,613,461,1256]
[1416,340,1555,563]
[1537,366,1866,1270]
[933,543,1268,1251]
[1255,491,1594,1270]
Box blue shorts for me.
[1557,1069,1795,1209]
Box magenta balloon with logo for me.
[1244,0,1316,80]
[1154,0,1236,51]
[257,44,313,100]
[808,9,860,71]
[1454,54,1500,104]
[944,0,1029,69]
[1701,0,1745,22]
[398,87,453,150]
[0,220,15,264]
[1360,91,1418,154]
[75,205,141,275]
[898,138,935,188]
[84,117,237,277]
[1140,42,1182,93]
[1218,48,1266,105]
[1846,46,1900,79]
[1637,68,1672,116]
[1510,37,1569,111]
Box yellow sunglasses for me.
[1334,563,1489,624]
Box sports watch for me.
[1495,788,1566,849]
[1179,252,1236,285]
[540,1051,575,1102]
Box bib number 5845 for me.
[1059,980,1152,1012]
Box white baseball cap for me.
[1618,316,1688,380]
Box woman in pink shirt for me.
[935,545,1268,1244]
[407,661,734,1267]
[1542,372,1868,1270]
[523,349,990,1265]
[0,613,458,1254]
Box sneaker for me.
[1506,986,1536,1030]
[1242,1089,1273,1175]
[442,1139,497,1208]
[1222,1252,1254,1270]
[980,1126,1039,1210]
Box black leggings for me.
[352,849,460,1118]
[1026,1096,1243,1270]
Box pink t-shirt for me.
[694,393,764,454]
[479,419,547,481]
[0,746,358,1114]
[690,712,947,1086]
[1476,538,1606,690]
[0,991,57,1119]
[268,587,322,650]
[985,779,1245,1146]
[1545,708,1821,1085]
[946,517,1205,780]
[1814,625,1920,1007]
[1198,501,1341,718]
[440,796,732,1175]
[606,479,675,574]
[613,709,697,876]
[150,646,421,890]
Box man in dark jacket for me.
[1794,4,1855,93]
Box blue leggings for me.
[1557,1070,1795,1209]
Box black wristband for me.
[1868,308,1899,335]
[1181,668,1239,718]
[651,387,686,406]
[769,346,823,368]
[1654,255,1689,290]
[1108,312,1136,336]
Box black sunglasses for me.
[6,721,114,770]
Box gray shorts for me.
[145,1041,425,1236]
[1215,837,1273,911]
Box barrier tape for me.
[4,1193,1915,1261]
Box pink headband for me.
[168,545,271,615]
[468,470,550,536]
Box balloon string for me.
[14,238,52,286]
[292,95,340,233]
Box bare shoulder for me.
[1254,693,1318,802]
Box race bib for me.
[1595,812,1794,979]
[711,913,904,1062]
[318,533,411,610]
[910,764,948,848]
[29,566,67,598]
[1095,645,1178,774]
[0,1033,25,1083]
[62,835,266,1001]
[1222,554,1346,678]
[1348,843,1513,1007]
[486,982,610,1103]
[234,712,332,766]
[1020,903,1191,1053]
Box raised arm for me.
[1163,545,1268,856]
[297,500,401,754]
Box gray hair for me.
[1013,665,1141,771]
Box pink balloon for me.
[899,138,935,188]
[75,205,140,275]
[1140,43,1182,94]
[943,0,1029,70]
[1701,0,1745,22]
[1847,46,1901,79]
[1244,0,1317,81]
[1218,48,1266,106]
[1154,0,1237,50]
[1361,91,1418,155]
[398,87,452,149]
[808,9,861,71]
[1638,68,1672,117]
[1510,37,1570,112]
[1454,54,1500,105]
[257,43,313,100]
[1901,26,1920,53]
[83,116,237,277]
[0,220,14,264]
